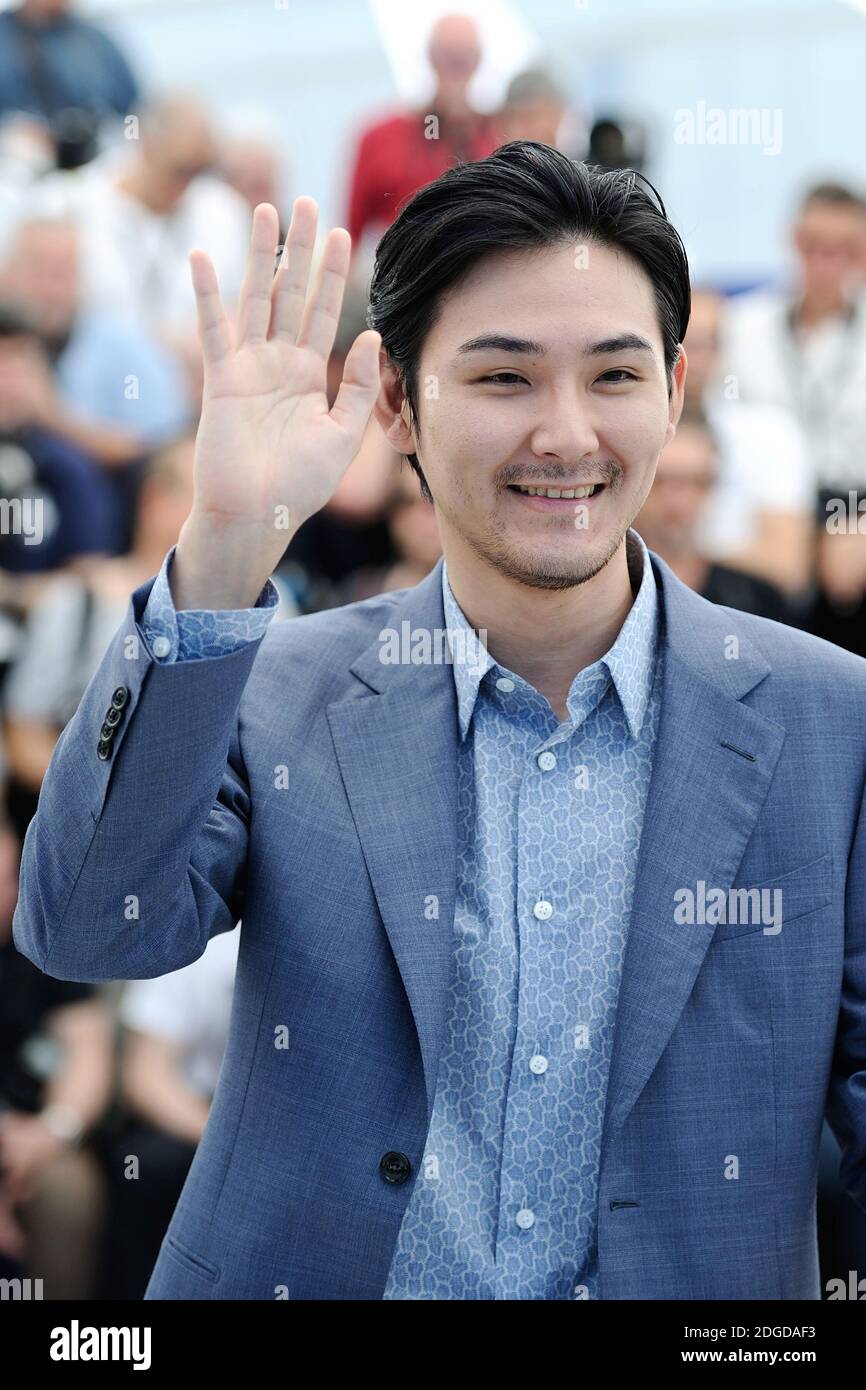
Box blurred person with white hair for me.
[345,11,502,257]
[0,216,190,549]
[24,92,251,403]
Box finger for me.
[295,226,351,359]
[236,203,281,345]
[189,249,233,367]
[270,196,318,342]
[328,329,382,440]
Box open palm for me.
[187,197,381,575]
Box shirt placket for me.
[493,667,615,1300]
[494,698,578,1299]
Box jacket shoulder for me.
[242,584,410,705]
[714,601,866,696]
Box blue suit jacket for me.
[12,549,866,1299]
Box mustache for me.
[497,459,624,488]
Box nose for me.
[528,385,600,467]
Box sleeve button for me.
[110,686,129,709]
[96,739,113,760]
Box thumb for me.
[328,330,382,440]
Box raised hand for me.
[173,198,382,609]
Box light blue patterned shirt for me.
[385,529,661,1300]
[141,531,662,1300]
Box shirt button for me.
[516,1208,535,1230]
[537,750,557,771]
[533,899,553,921]
[152,635,171,658]
[529,1054,548,1074]
[495,677,515,692]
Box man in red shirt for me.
[346,12,502,250]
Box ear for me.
[662,345,687,447]
[372,350,417,455]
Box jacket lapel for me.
[600,552,786,1160]
[326,561,458,1122]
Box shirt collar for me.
[441,529,659,743]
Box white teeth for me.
[515,484,598,498]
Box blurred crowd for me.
[0,0,865,1300]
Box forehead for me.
[426,241,664,355]
[798,201,863,240]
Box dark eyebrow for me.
[456,334,545,356]
[586,333,656,357]
[455,331,656,359]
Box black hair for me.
[367,139,691,500]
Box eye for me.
[596,369,639,384]
[477,372,529,386]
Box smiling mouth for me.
[508,483,603,498]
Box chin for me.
[468,506,634,589]
[479,537,617,591]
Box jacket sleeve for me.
[825,771,866,1213]
[12,570,269,983]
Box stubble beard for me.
[461,500,633,592]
